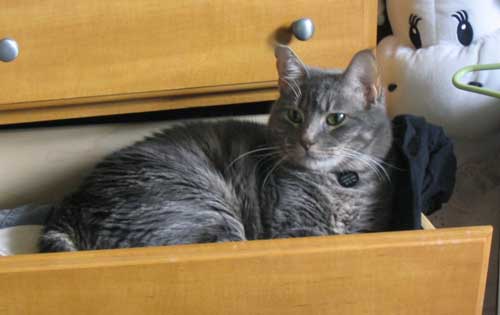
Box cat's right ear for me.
[275,45,308,95]
[342,49,382,108]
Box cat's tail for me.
[39,227,78,252]
[39,208,79,252]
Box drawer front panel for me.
[0,227,492,315]
[0,0,376,110]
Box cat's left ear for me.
[343,49,382,108]
[275,45,308,95]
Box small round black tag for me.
[337,171,359,188]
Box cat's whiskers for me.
[261,156,287,190]
[340,148,391,182]
[341,147,400,171]
[317,145,389,181]
[337,150,381,180]
[334,149,390,183]
[320,147,382,181]
[226,146,280,169]
[251,152,282,177]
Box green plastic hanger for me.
[452,63,500,99]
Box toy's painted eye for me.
[287,108,303,124]
[409,14,422,49]
[326,113,346,127]
[452,10,474,46]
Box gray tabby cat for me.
[39,46,393,252]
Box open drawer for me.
[0,113,492,315]
[0,223,492,315]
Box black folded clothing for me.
[390,115,457,230]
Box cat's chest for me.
[318,173,379,234]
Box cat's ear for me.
[275,45,308,94]
[343,49,382,108]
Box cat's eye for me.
[326,113,346,127]
[409,14,422,49]
[452,10,473,46]
[287,108,304,124]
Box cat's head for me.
[268,46,392,171]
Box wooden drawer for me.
[0,0,376,124]
[0,115,492,314]
[0,225,492,315]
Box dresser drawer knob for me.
[0,38,19,62]
[292,18,315,41]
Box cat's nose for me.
[300,138,314,151]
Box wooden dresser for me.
[0,0,376,125]
[0,1,492,314]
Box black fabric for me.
[390,115,457,230]
[377,0,393,42]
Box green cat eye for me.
[287,108,304,124]
[326,113,346,126]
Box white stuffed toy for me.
[378,0,500,139]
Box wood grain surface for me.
[0,0,377,123]
[0,226,492,315]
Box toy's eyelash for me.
[409,14,422,26]
[452,10,468,22]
